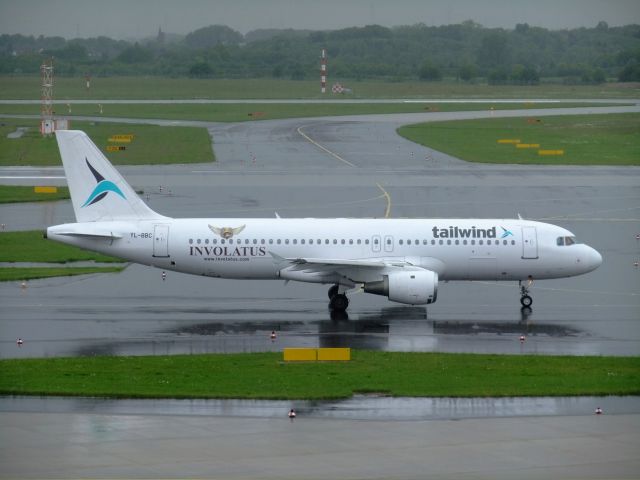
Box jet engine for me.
[364,269,438,305]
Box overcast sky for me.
[1,0,639,39]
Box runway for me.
[1,106,639,478]
[1,106,639,359]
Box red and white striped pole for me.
[320,48,327,94]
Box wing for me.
[270,253,438,285]
[232,224,246,236]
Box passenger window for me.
[261,239,265,244]
[439,240,443,245]
[399,240,404,245]
[189,239,193,244]
[463,240,467,245]
[293,239,297,245]
[341,239,345,245]
[301,239,305,245]
[511,240,515,245]
[268,239,273,244]
[333,239,337,244]
[197,239,201,244]
[455,240,459,245]
[431,240,435,245]
[213,239,217,244]
[349,239,353,245]
[357,239,362,245]
[285,239,289,244]
[447,240,451,245]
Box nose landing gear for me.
[519,278,533,308]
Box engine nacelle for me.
[364,270,438,305]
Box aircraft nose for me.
[585,246,603,272]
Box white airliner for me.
[46,130,602,310]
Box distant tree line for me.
[1,21,639,83]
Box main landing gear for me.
[328,284,349,311]
[519,278,533,308]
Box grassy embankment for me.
[0,119,213,166]
[1,351,638,399]
[1,76,638,99]
[398,113,640,166]
[0,230,124,281]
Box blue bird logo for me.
[500,227,514,238]
[82,158,126,207]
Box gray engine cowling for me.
[364,270,438,305]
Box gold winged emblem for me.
[208,224,246,239]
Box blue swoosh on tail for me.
[82,180,126,207]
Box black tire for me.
[520,295,533,307]
[329,293,349,311]
[328,284,339,299]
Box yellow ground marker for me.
[497,139,521,144]
[34,186,57,193]
[516,143,540,148]
[538,149,565,156]
[283,348,351,362]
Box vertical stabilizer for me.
[55,130,163,222]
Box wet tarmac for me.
[1,106,639,479]
[1,106,639,359]
[2,395,639,421]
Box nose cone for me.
[584,246,603,272]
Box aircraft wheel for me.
[329,293,349,311]
[520,295,533,307]
[328,284,339,299]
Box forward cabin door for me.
[521,226,538,259]
[153,224,170,258]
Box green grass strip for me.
[0,119,214,166]
[0,185,70,204]
[2,76,639,100]
[1,352,638,400]
[0,102,621,123]
[0,230,122,263]
[398,113,640,166]
[0,266,124,282]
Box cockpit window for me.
[557,236,576,246]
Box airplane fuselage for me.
[48,217,602,284]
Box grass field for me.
[0,119,214,166]
[1,76,639,100]
[0,351,638,399]
[0,101,621,123]
[0,185,70,203]
[398,113,640,165]
[0,230,122,263]
[0,266,125,282]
